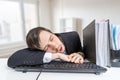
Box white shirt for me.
[43,51,66,63]
[43,52,52,63]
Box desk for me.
[0,58,120,80]
[0,58,39,80]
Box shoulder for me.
[55,31,79,38]
[59,31,78,35]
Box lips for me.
[58,45,63,53]
[59,46,62,52]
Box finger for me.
[68,53,76,59]
[79,58,84,64]
[71,56,77,62]
[68,53,77,57]
[74,57,80,63]
[68,54,74,59]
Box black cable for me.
[36,69,42,80]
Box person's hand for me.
[68,53,84,64]
[58,53,70,62]
[52,53,70,62]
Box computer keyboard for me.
[15,61,107,74]
[42,61,101,69]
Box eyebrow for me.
[43,34,52,51]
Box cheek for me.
[47,48,56,53]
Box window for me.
[0,0,39,53]
[24,1,39,33]
[0,1,23,45]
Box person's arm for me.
[7,48,45,68]
[52,53,70,62]
[8,48,70,68]
[43,52,70,63]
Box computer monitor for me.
[83,20,96,63]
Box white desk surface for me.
[0,58,120,80]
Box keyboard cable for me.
[35,69,42,80]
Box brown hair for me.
[26,27,52,50]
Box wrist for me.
[52,53,60,60]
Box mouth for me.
[58,45,63,53]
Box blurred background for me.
[0,0,120,58]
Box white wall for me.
[50,0,120,45]
[39,0,52,30]
[51,0,120,30]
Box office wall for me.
[39,0,52,29]
[51,0,120,31]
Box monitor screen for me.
[83,20,96,63]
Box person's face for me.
[39,30,65,53]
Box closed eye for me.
[50,35,54,41]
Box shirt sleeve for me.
[43,52,52,63]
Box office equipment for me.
[83,20,96,63]
[14,20,107,74]
[110,25,120,50]
[109,24,120,67]
[15,61,106,74]
[110,50,120,67]
[110,26,120,67]
[96,20,110,67]
[83,20,110,67]
[84,19,120,67]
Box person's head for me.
[26,27,65,53]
